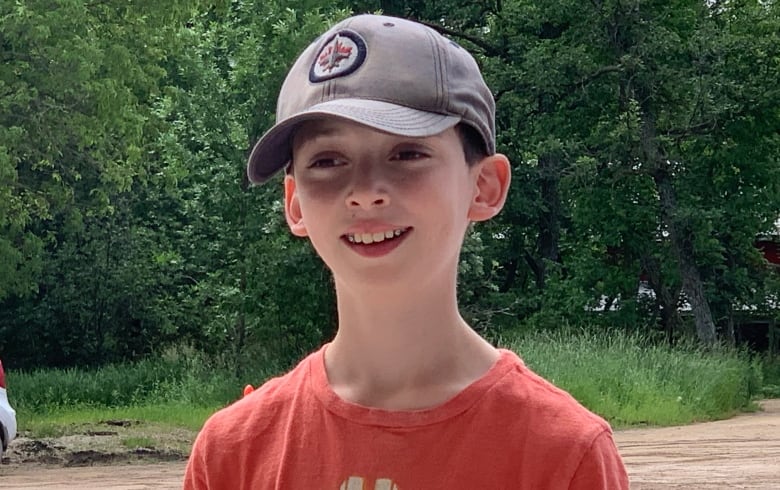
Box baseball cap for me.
[247,14,496,184]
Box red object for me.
[756,240,780,265]
[0,360,6,389]
[243,384,254,397]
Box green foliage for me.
[0,0,195,299]
[19,403,217,438]
[149,2,350,365]
[506,329,761,427]
[8,344,283,413]
[121,436,157,449]
[7,331,768,434]
[758,354,780,398]
[1,0,778,370]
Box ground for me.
[0,400,778,489]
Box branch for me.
[664,120,719,139]
[417,21,505,58]
[573,65,623,87]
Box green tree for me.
[153,2,351,367]
[351,0,779,346]
[0,0,203,366]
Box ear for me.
[467,153,511,222]
[284,175,308,237]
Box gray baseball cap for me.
[247,14,496,184]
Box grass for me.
[7,345,266,412]
[121,436,158,449]
[504,329,762,428]
[18,403,220,436]
[10,403,207,456]
[758,354,780,398]
[5,330,770,441]
[8,344,284,440]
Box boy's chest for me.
[236,413,576,490]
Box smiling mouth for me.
[345,228,410,244]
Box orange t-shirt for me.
[184,346,628,489]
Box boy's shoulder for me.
[483,349,612,439]
[197,349,317,442]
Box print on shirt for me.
[340,476,399,490]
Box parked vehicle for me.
[0,359,17,454]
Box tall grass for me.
[6,331,767,433]
[8,345,284,414]
[505,329,762,427]
[759,355,780,397]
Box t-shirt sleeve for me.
[568,429,629,489]
[182,424,210,490]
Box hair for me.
[455,123,490,166]
[285,121,489,175]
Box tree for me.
[351,0,779,345]
[152,2,351,367]
[0,0,204,366]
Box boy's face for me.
[284,118,509,289]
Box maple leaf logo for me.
[318,34,353,73]
[309,30,366,83]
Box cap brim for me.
[247,99,461,184]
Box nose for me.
[345,163,390,210]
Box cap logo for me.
[309,30,366,83]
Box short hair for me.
[455,123,490,166]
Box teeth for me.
[346,228,406,244]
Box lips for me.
[341,226,412,257]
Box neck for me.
[324,273,498,409]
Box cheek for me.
[419,173,474,215]
[297,177,345,204]
[296,197,335,257]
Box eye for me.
[391,149,428,161]
[308,155,346,168]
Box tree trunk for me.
[536,152,562,290]
[500,257,518,293]
[723,304,736,346]
[676,249,718,346]
[607,4,717,347]
[639,102,717,347]
[640,254,681,345]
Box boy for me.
[184,14,628,489]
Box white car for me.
[0,359,17,455]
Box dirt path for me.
[617,399,780,489]
[0,462,187,489]
[0,400,778,489]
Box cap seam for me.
[426,28,445,113]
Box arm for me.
[568,429,629,489]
